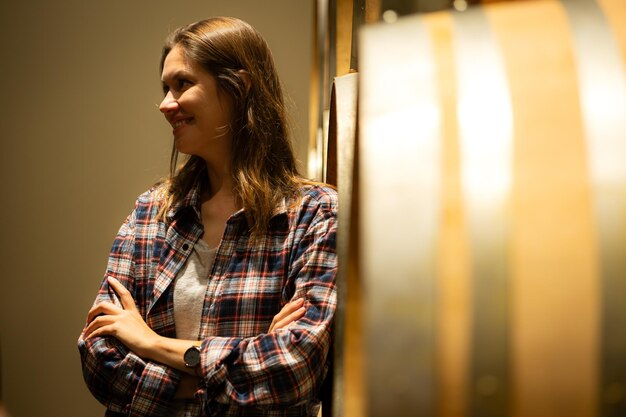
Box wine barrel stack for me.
[357,0,626,416]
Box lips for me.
[170,116,194,136]
[171,117,194,128]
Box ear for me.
[237,69,252,94]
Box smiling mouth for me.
[172,118,193,128]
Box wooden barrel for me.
[356,0,626,416]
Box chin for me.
[174,139,192,155]
[174,144,204,160]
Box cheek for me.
[178,89,203,111]
[207,103,232,128]
[219,101,235,126]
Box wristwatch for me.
[184,345,201,369]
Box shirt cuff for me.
[128,361,182,417]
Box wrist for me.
[136,333,163,361]
[140,336,202,374]
[184,345,202,376]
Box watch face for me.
[184,346,201,368]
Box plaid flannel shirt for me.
[78,183,337,417]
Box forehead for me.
[161,45,196,80]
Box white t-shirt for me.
[172,238,217,416]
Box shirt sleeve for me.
[77,205,182,417]
[196,194,337,413]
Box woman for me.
[78,17,337,417]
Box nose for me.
[159,92,179,114]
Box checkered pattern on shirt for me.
[78,183,337,417]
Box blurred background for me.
[0,1,312,416]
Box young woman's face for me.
[159,45,233,160]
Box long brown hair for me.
[159,17,302,236]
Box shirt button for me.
[183,243,189,251]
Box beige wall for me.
[0,1,312,416]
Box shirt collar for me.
[165,181,202,221]
[165,183,291,223]
[273,197,289,217]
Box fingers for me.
[271,306,305,331]
[87,301,122,324]
[278,298,305,320]
[83,314,117,339]
[85,278,137,325]
[268,298,306,332]
[271,298,303,327]
[107,277,138,312]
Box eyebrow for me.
[161,69,193,83]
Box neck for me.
[203,160,238,203]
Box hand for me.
[83,277,159,359]
[268,298,306,332]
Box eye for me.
[161,77,192,96]
[177,79,192,90]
